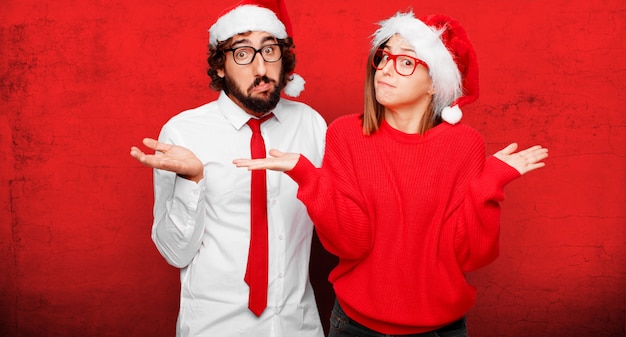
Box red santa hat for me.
[372,12,479,124]
[421,14,479,124]
[209,0,305,97]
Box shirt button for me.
[278,235,284,240]
[271,199,277,205]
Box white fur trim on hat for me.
[283,73,305,97]
[209,5,287,46]
[441,105,463,124]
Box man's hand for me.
[130,138,204,182]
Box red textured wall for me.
[1,1,624,336]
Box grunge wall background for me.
[1,1,624,336]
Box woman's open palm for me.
[233,149,300,172]
[494,143,548,175]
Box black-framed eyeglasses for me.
[372,49,429,76]
[224,44,283,65]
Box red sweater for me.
[287,114,520,334]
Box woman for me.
[234,11,548,337]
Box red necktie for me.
[245,114,273,317]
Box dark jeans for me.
[329,300,468,337]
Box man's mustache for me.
[248,76,277,92]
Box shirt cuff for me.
[172,174,203,211]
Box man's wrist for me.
[178,173,203,183]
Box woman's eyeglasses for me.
[371,49,429,76]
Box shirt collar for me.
[217,91,283,130]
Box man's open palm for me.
[130,138,203,182]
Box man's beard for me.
[225,74,282,113]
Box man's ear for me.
[217,69,225,78]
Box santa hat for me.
[372,12,478,124]
[209,0,305,97]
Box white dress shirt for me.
[152,91,326,337]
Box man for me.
[129,1,326,336]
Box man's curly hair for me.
[207,35,296,92]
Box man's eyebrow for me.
[231,38,251,48]
[261,36,278,44]
[231,35,278,48]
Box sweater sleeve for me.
[287,121,372,260]
[454,155,521,272]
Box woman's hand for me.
[233,149,300,172]
[493,143,548,175]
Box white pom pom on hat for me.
[209,0,305,97]
[441,105,463,124]
[283,74,305,97]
